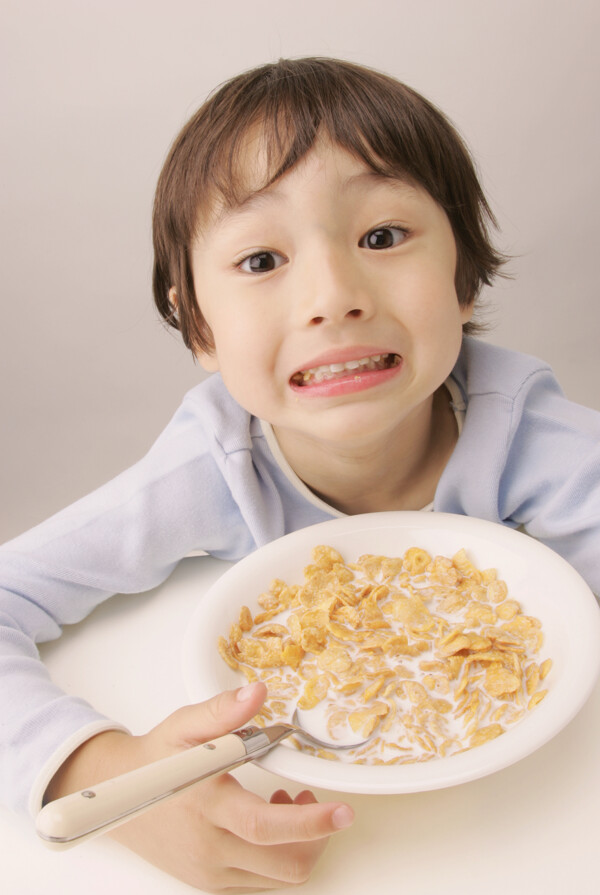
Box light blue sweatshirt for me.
[1,337,599,817]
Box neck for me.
[273,386,458,515]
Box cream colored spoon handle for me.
[36,731,254,849]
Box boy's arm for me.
[44,683,354,891]
[0,397,244,816]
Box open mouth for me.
[290,353,401,387]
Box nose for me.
[295,245,374,327]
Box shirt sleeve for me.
[438,343,600,597]
[499,368,600,595]
[0,389,252,817]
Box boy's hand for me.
[44,682,354,892]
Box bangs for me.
[191,58,457,218]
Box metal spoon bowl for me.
[290,707,370,750]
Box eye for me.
[237,251,286,273]
[359,226,408,250]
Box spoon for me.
[35,710,368,849]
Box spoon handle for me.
[36,727,273,849]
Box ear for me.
[168,286,179,316]
[169,287,220,371]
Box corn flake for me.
[218,544,552,766]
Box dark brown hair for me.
[152,57,506,355]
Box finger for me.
[217,828,330,888]
[182,681,267,744]
[204,861,306,892]
[292,789,318,806]
[218,879,299,894]
[222,882,311,892]
[207,774,354,844]
[270,789,294,805]
[152,682,267,750]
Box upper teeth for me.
[296,353,397,383]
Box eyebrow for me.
[209,186,284,229]
[209,167,418,230]
[344,169,418,195]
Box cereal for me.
[218,545,552,764]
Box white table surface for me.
[2,555,599,895]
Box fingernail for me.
[236,682,261,701]
[332,805,354,829]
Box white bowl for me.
[182,512,600,794]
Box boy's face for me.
[190,139,472,452]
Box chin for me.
[304,407,400,447]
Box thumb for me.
[160,682,268,750]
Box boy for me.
[1,57,599,891]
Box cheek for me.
[403,277,465,367]
[202,317,271,393]
[401,270,460,327]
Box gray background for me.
[1,0,599,544]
